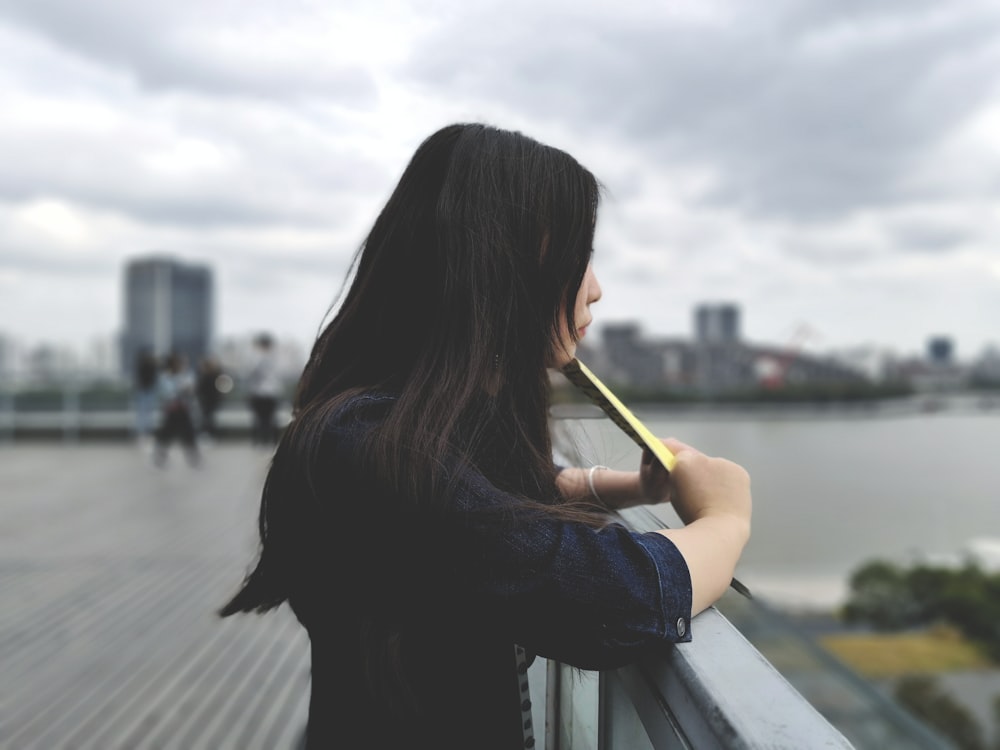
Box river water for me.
[553,404,1000,609]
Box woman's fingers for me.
[661,437,699,457]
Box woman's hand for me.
[564,437,751,524]
[638,444,673,505]
[661,437,751,529]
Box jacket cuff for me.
[633,532,694,643]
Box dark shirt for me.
[135,356,158,391]
[289,393,693,749]
[196,370,223,411]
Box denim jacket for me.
[289,393,693,749]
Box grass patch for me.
[821,625,995,678]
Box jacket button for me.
[676,617,687,637]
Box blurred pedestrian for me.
[196,356,227,441]
[154,352,200,467]
[133,349,159,446]
[246,333,281,447]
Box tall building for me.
[927,336,953,365]
[601,323,665,388]
[121,256,213,377]
[695,303,741,344]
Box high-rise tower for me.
[121,256,213,376]
[694,303,741,344]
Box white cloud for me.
[0,0,998,360]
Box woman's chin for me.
[548,347,576,370]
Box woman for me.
[246,332,282,446]
[196,356,226,440]
[221,124,751,749]
[133,349,159,445]
[154,352,200,467]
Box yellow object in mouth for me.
[561,358,677,472]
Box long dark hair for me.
[221,123,607,619]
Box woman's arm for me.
[555,444,676,510]
[652,438,751,617]
[555,465,646,510]
[556,438,751,618]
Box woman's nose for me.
[589,270,603,303]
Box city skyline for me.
[1,1,999,360]
[0,261,987,374]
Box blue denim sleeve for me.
[458,471,693,670]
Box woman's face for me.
[550,262,602,368]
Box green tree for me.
[906,564,954,618]
[846,558,1000,662]
[843,560,921,630]
[948,568,1000,659]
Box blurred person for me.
[154,352,200,468]
[133,349,159,446]
[196,356,227,441]
[246,333,281,447]
[221,124,751,749]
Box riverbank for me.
[821,626,995,678]
[721,594,1000,748]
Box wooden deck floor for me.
[0,443,309,749]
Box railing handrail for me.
[592,505,856,748]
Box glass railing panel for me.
[547,661,600,750]
[600,669,674,750]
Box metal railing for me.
[537,504,856,749]
[0,372,291,442]
[533,501,957,749]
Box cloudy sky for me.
[1,0,998,363]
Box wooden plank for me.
[0,445,309,749]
